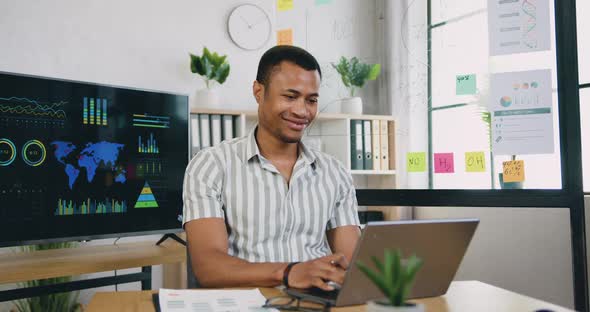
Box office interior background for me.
[0,0,589,310]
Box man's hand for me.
[287,253,349,291]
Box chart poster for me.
[488,0,551,56]
[490,69,554,155]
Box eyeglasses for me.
[262,296,329,312]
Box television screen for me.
[0,72,189,247]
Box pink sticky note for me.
[434,153,454,173]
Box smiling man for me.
[183,46,360,291]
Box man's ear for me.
[253,80,265,105]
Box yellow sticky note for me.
[277,0,293,11]
[465,152,486,172]
[277,29,293,46]
[407,152,426,172]
[503,160,525,182]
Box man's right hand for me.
[287,253,349,291]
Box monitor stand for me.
[156,233,186,246]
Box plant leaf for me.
[400,255,424,303]
[368,64,381,80]
[371,255,384,273]
[202,57,214,80]
[215,63,230,84]
[356,260,390,300]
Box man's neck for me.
[255,126,299,162]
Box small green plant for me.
[189,47,230,89]
[12,242,82,312]
[331,56,381,97]
[356,249,423,307]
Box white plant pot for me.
[367,300,424,312]
[339,97,363,114]
[193,88,220,109]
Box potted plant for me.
[331,56,380,114]
[356,249,424,312]
[189,47,230,108]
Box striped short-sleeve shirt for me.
[182,126,360,263]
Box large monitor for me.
[0,72,189,247]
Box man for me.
[183,46,360,291]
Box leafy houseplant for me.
[12,242,82,312]
[189,47,230,108]
[356,249,424,312]
[331,56,381,114]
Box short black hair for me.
[256,46,322,86]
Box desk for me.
[0,240,185,301]
[86,281,574,312]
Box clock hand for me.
[238,13,252,29]
[251,16,268,28]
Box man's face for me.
[254,61,320,143]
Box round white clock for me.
[227,4,271,50]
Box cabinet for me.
[189,108,396,190]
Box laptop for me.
[285,218,479,307]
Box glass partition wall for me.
[353,0,587,310]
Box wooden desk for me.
[0,240,186,301]
[86,281,574,312]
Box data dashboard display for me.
[0,72,188,246]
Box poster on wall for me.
[487,0,551,56]
[490,69,554,155]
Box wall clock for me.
[227,4,272,50]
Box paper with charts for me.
[487,0,551,56]
[490,69,554,155]
[158,288,278,312]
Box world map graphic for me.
[51,141,126,189]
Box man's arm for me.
[186,218,347,290]
[327,225,361,263]
[185,218,286,287]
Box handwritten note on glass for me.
[465,152,486,172]
[456,74,476,95]
[434,153,454,173]
[503,160,525,182]
[407,152,426,172]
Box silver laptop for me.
[285,218,479,307]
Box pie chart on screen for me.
[500,96,512,107]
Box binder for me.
[210,115,222,145]
[380,120,389,170]
[222,115,234,140]
[388,121,396,170]
[371,120,381,171]
[362,120,372,170]
[350,120,364,170]
[199,114,211,149]
[190,115,200,156]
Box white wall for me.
[415,206,576,309]
[0,0,379,310]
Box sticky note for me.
[434,153,454,173]
[503,160,525,182]
[456,74,476,95]
[407,152,426,172]
[465,152,486,172]
[277,0,293,11]
[277,29,293,46]
[315,0,332,4]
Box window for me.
[428,1,561,189]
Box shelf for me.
[190,108,395,121]
[0,240,186,284]
[350,170,396,175]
